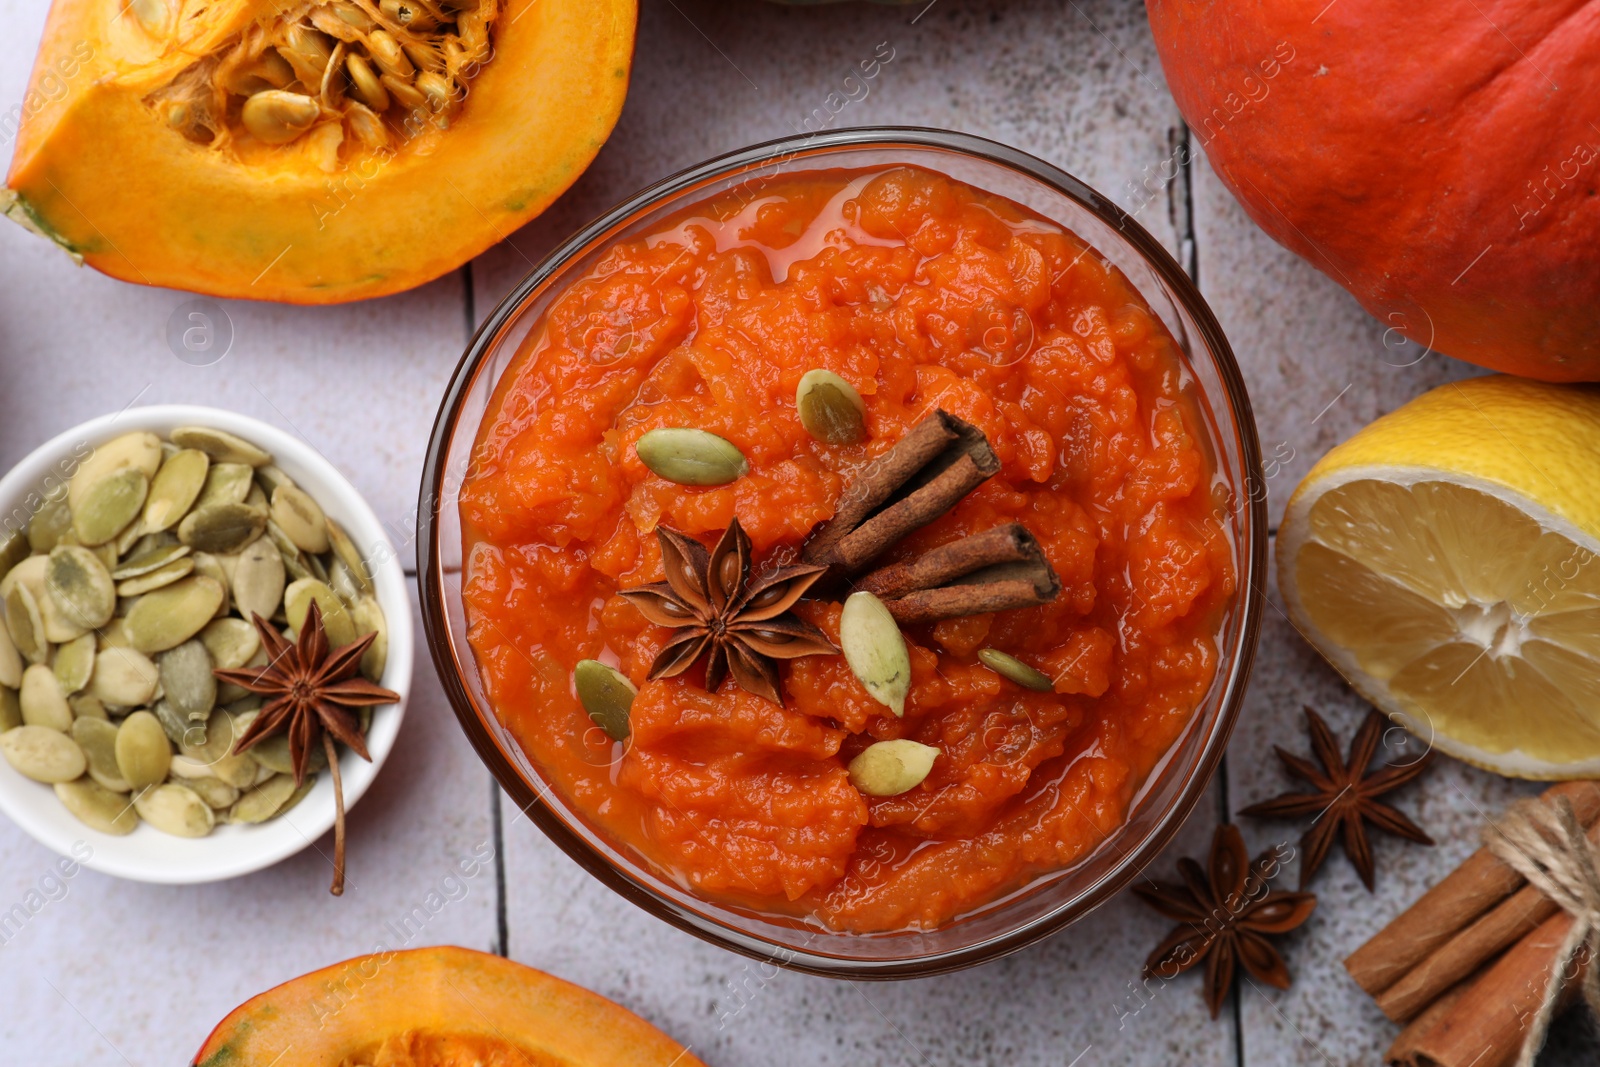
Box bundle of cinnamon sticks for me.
[1345,781,1600,1066]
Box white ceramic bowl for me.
[0,405,411,884]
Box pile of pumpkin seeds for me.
[0,427,389,838]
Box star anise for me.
[214,600,400,896]
[618,518,838,706]
[1134,823,1318,1018]
[1241,706,1434,891]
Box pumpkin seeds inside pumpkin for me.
[796,369,868,446]
[0,725,87,783]
[574,659,634,742]
[55,779,138,835]
[134,782,215,837]
[635,428,749,486]
[170,426,272,467]
[840,592,912,717]
[73,717,131,793]
[123,575,226,653]
[19,663,72,731]
[74,467,150,546]
[143,448,210,531]
[46,545,117,630]
[178,502,268,555]
[53,632,96,695]
[847,739,940,797]
[115,709,172,790]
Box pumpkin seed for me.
[0,552,43,599]
[346,52,389,110]
[74,467,149,546]
[87,646,160,707]
[350,597,388,681]
[366,29,414,77]
[157,639,216,721]
[277,774,316,817]
[5,584,47,663]
[196,462,254,509]
[415,72,460,125]
[0,532,29,584]
[151,700,197,746]
[167,754,213,779]
[54,779,138,834]
[840,591,911,717]
[20,663,72,731]
[123,576,225,653]
[635,428,749,486]
[200,617,260,671]
[116,556,194,596]
[574,659,634,742]
[134,782,215,837]
[230,773,299,823]
[113,541,189,580]
[27,491,73,553]
[796,370,868,445]
[216,645,268,705]
[170,426,272,467]
[269,483,330,554]
[251,463,296,498]
[327,557,361,606]
[143,448,209,531]
[68,693,107,721]
[977,648,1055,692]
[46,545,116,630]
[69,432,162,512]
[284,578,356,646]
[181,775,240,809]
[0,687,21,732]
[847,739,940,797]
[278,24,334,84]
[382,0,437,31]
[115,710,172,789]
[53,632,96,695]
[207,744,263,790]
[381,71,428,112]
[177,503,267,555]
[344,101,391,148]
[97,618,133,650]
[190,554,232,618]
[0,609,22,688]
[247,730,328,775]
[326,519,373,593]
[73,717,130,792]
[0,725,86,782]
[230,535,286,623]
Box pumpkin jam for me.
[460,166,1235,932]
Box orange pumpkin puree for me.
[460,166,1234,932]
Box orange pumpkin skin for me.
[1147,0,1600,381]
[191,945,705,1067]
[4,0,636,304]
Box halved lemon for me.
[1278,376,1600,779]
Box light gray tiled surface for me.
[0,0,1593,1064]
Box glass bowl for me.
[419,128,1267,978]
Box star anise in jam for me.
[1134,823,1318,1018]
[215,600,400,896]
[1241,707,1434,891]
[618,518,837,706]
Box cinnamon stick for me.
[858,523,1041,598]
[804,410,999,575]
[1346,781,1600,997]
[1386,912,1590,1067]
[1376,801,1600,1021]
[880,566,1061,624]
[1386,978,1473,1066]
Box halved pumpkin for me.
[191,945,706,1066]
[4,0,636,303]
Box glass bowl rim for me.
[418,125,1268,978]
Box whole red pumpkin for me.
[1146,0,1600,381]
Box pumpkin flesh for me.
[191,945,704,1067]
[5,0,636,303]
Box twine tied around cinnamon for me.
[1482,796,1600,1067]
